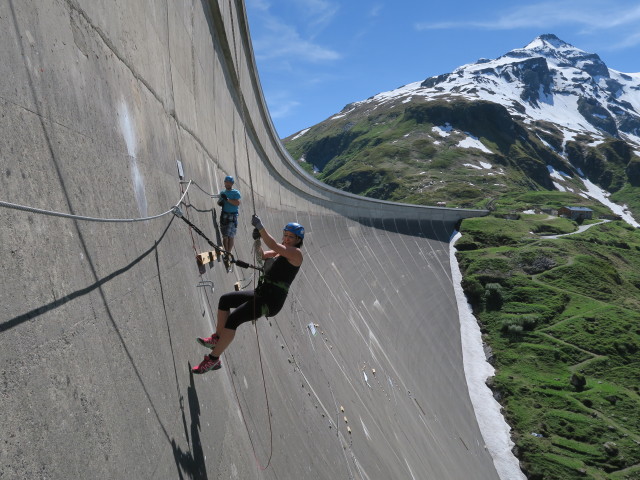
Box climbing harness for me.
[219,211,238,226]
[256,277,290,295]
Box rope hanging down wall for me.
[223,21,273,466]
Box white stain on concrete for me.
[367,328,382,364]
[372,298,384,313]
[118,100,148,217]
[360,416,371,440]
[403,457,418,480]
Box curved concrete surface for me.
[0,1,494,479]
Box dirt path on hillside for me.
[539,220,610,239]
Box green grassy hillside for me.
[284,98,640,212]
[457,216,640,480]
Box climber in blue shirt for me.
[217,175,241,260]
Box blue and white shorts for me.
[220,212,238,238]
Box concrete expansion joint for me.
[173,117,219,168]
[63,0,164,110]
[1,95,92,140]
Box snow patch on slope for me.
[458,134,492,154]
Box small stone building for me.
[558,206,593,220]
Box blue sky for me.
[245,0,640,138]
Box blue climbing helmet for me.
[224,175,234,184]
[284,222,305,240]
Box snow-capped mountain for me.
[284,34,640,221]
[348,34,640,150]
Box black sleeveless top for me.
[264,255,300,286]
[255,257,300,317]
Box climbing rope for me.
[252,237,264,270]
[0,183,191,223]
[242,118,257,215]
[244,140,274,471]
[224,26,272,467]
[0,177,262,273]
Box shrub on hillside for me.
[484,283,504,311]
[461,276,484,310]
[519,253,557,274]
[500,313,539,336]
[570,373,587,391]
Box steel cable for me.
[0,181,192,223]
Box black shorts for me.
[218,290,287,330]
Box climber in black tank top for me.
[191,216,304,374]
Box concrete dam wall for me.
[0,1,496,478]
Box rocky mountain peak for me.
[507,34,609,79]
[524,33,573,51]
[408,35,640,143]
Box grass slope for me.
[283,98,640,211]
[457,216,640,480]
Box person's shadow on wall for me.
[172,370,208,480]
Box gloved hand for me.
[217,198,224,207]
[251,214,264,231]
[252,228,261,240]
[220,192,228,200]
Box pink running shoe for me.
[197,333,219,349]
[192,355,221,374]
